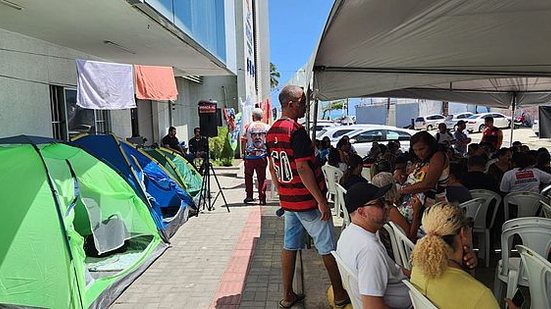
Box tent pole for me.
[509,93,517,147]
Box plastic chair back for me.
[517,245,551,309]
[459,197,484,221]
[402,280,438,309]
[541,183,551,196]
[500,218,551,278]
[470,189,502,229]
[504,191,548,220]
[540,200,551,219]
[322,164,343,197]
[331,251,364,309]
[335,183,350,228]
[383,223,402,267]
[389,221,414,270]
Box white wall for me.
[0,28,132,138]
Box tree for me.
[270,62,280,90]
[321,100,346,119]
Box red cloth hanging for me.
[135,65,178,101]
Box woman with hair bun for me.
[410,203,499,308]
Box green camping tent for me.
[144,147,202,197]
[0,137,166,309]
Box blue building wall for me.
[145,0,226,62]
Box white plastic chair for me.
[331,250,363,309]
[322,164,343,203]
[540,200,551,219]
[389,221,415,270]
[459,197,484,221]
[335,183,350,229]
[541,183,551,196]
[516,245,551,309]
[494,217,551,300]
[469,189,502,267]
[382,223,402,267]
[504,191,548,220]
[402,280,438,309]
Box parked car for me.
[326,125,416,157]
[533,119,539,137]
[317,124,370,140]
[414,114,446,131]
[465,112,511,133]
[444,112,474,130]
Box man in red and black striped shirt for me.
[267,85,349,308]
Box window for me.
[50,86,111,140]
[415,117,424,122]
[332,129,355,139]
[428,115,444,120]
[493,114,504,118]
[354,130,384,143]
[386,130,411,141]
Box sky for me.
[268,0,334,109]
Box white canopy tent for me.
[311,0,551,107]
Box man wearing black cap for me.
[336,183,411,309]
[453,120,471,155]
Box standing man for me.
[435,123,455,146]
[480,116,503,150]
[266,85,349,308]
[242,108,270,205]
[162,126,186,156]
[188,127,208,170]
[453,120,471,155]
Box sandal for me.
[334,297,351,308]
[278,293,305,308]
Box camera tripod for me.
[196,148,230,213]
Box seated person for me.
[462,155,500,193]
[188,127,208,165]
[161,126,186,155]
[339,154,368,190]
[501,151,551,193]
[328,147,347,172]
[446,163,472,204]
[411,202,498,308]
[371,172,399,207]
[337,183,412,309]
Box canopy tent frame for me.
[300,0,551,144]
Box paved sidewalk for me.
[111,174,259,309]
[111,171,342,309]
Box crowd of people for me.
[266,84,547,309]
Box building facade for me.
[0,0,270,143]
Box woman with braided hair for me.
[410,202,499,309]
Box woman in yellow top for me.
[410,202,499,309]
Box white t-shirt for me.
[500,167,551,193]
[336,223,411,309]
[436,131,454,145]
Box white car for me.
[414,114,446,131]
[322,125,416,157]
[465,112,511,133]
[317,124,370,140]
[444,112,474,130]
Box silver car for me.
[444,112,474,131]
[414,114,446,131]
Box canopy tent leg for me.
[509,93,517,147]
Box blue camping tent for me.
[72,134,195,239]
